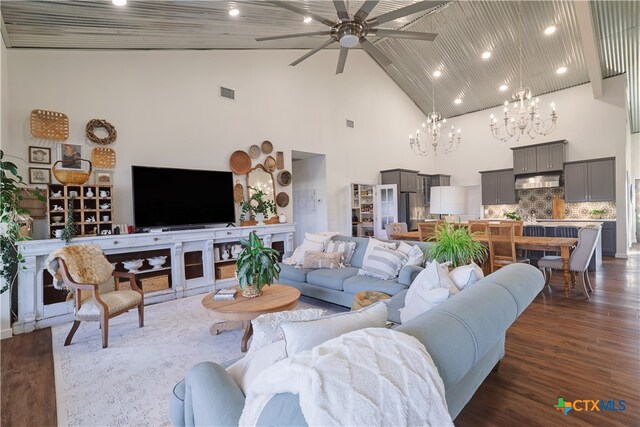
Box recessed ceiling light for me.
[544,25,557,35]
[499,84,508,92]
[481,51,492,60]
[433,70,442,78]
[303,16,312,23]
[229,8,240,16]
[556,66,567,74]
[112,0,126,5]
[454,98,462,105]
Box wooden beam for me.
[574,1,603,99]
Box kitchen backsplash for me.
[484,187,616,220]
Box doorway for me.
[291,151,327,247]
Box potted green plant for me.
[428,222,488,268]
[503,211,522,220]
[589,208,606,219]
[240,187,277,226]
[235,231,281,298]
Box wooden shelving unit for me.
[350,183,374,237]
[47,184,113,238]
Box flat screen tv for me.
[132,165,235,228]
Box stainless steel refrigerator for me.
[399,192,420,231]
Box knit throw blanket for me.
[239,327,454,426]
[45,244,114,290]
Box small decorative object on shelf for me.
[236,231,281,298]
[240,186,277,226]
[122,259,144,273]
[85,119,117,145]
[60,196,78,244]
[147,256,167,270]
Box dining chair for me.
[384,222,408,239]
[537,225,600,298]
[523,225,547,261]
[418,221,443,242]
[554,225,579,238]
[46,244,144,348]
[499,220,524,236]
[467,220,489,234]
[487,223,530,273]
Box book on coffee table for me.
[213,288,236,301]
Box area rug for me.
[52,293,340,427]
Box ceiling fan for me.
[256,1,445,74]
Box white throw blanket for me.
[239,327,454,426]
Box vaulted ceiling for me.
[1,1,637,133]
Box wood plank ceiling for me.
[1,1,637,133]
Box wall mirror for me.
[246,164,277,214]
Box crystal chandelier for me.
[409,78,461,156]
[489,2,558,143]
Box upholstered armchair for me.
[45,244,144,348]
[385,222,408,239]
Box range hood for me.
[515,174,561,190]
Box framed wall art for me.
[29,146,51,164]
[96,171,112,184]
[29,167,51,184]
[58,143,84,170]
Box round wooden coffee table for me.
[202,284,300,352]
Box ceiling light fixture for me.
[481,51,492,59]
[499,84,509,91]
[454,98,462,105]
[229,8,240,16]
[433,70,442,78]
[303,16,312,23]
[112,0,126,5]
[409,77,461,156]
[544,25,557,35]
[556,66,567,74]
[489,2,558,143]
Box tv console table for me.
[14,223,295,334]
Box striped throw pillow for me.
[357,246,407,280]
[325,240,357,266]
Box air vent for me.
[220,86,235,100]
[346,119,355,128]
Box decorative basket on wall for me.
[52,159,93,185]
[30,109,69,141]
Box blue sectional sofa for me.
[171,263,545,426]
[278,235,433,307]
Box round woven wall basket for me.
[52,159,93,185]
[86,119,117,145]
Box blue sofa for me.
[171,263,544,425]
[278,235,433,307]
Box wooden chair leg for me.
[570,271,576,289]
[64,320,81,346]
[138,303,144,328]
[101,314,109,348]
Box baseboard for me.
[615,253,629,259]
[1,327,12,340]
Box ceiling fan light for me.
[433,70,442,78]
[112,0,126,5]
[556,66,567,74]
[340,34,359,48]
[303,16,312,23]
[544,25,557,35]
[499,84,508,91]
[481,51,491,59]
[454,98,462,105]
[229,8,240,16]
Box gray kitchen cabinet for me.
[536,143,565,172]
[601,221,616,257]
[380,169,419,193]
[513,147,537,174]
[564,158,615,202]
[481,169,515,205]
[430,174,451,187]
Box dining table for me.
[391,231,579,297]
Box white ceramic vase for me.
[255,213,265,226]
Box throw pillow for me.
[280,301,388,356]
[358,246,407,280]
[397,242,425,267]
[449,262,484,290]
[250,308,326,352]
[302,251,342,269]
[324,240,357,266]
[226,340,287,393]
[283,232,333,265]
[362,237,398,264]
[400,260,455,324]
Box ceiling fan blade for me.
[336,47,349,74]
[256,31,332,42]
[266,1,336,27]
[290,39,337,67]
[354,0,379,22]
[359,38,392,67]
[368,29,437,41]
[367,1,448,26]
[333,1,350,21]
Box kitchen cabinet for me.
[601,221,616,257]
[564,158,615,202]
[512,140,566,175]
[480,169,516,205]
[380,169,418,193]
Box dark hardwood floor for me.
[1,248,638,426]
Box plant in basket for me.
[240,186,276,225]
[428,222,487,268]
[235,231,280,298]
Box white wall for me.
[292,154,328,246]
[1,30,12,339]
[431,76,629,256]
[5,49,430,237]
